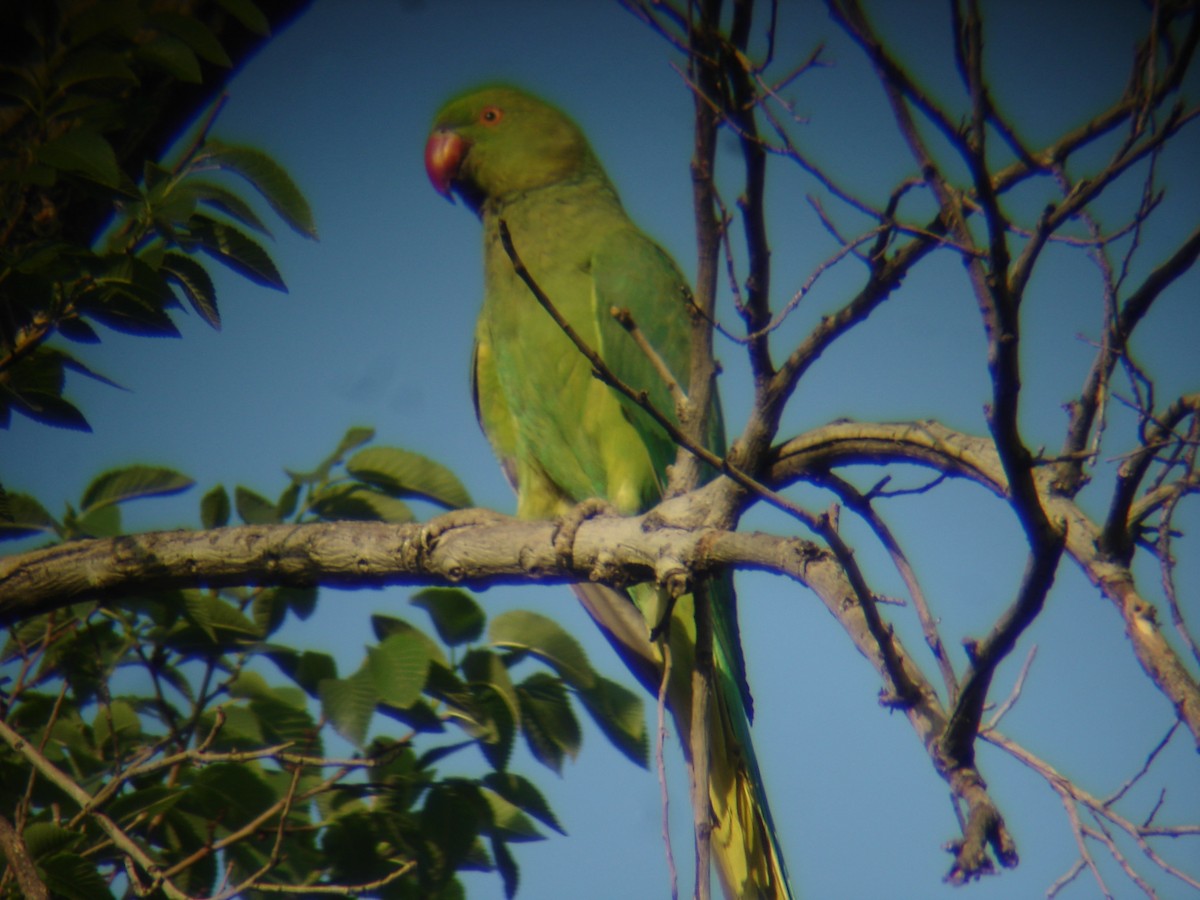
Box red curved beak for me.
[425,129,467,199]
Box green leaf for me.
[57,316,101,344]
[461,648,520,730]
[2,387,91,431]
[277,481,300,519]
[480,787,544,843]
[185,180,272,234]
[183,592,261,642]
[319,666,378,747]
[81,465,193,512]
[105,785,181,824]
[213,0,270,35]
[92,699,141,754]
[577,676,648,768]
[421,782,485,871]
[149,13,232,67]
[74,503,121,538]
[309,483,414,523]
[370,614,448,666]
[53,48,137,91]
[0,492,60,541]
[184,763,276,827]
[136,35,202,82]
[411,588,485,646]
[492,837,519,900]
[161,252,219,329]
[200,484,230,528]
[515,673,580,774]
[251,694,321,751]
[488,610,597,689]
[286,426,376,485]
[37,850,113,900]
[227,670,274,701]
[266,647,337,696]
[80,256,181,337]
[347,446,473,510]
[482,772,565,836]
[279,584,317,619]
[201,140,317,238]
[470,684,516,771]
[188,214,286,290]
[38,130,120,188]
[234,486,278,524]
[22,822,82,859]
[369,631,433,708]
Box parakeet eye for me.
[480,106,503,126]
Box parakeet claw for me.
[551,497,617,563]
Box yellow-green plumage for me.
[427,85,792,899]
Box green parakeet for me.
[426,85,793,900]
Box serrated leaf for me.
[369,631,433,708]
[3,388,91,431]
[286,426,376,485]
[370,614,448,666]
[411,588,485,646]
[22,822,82,860]
[38,130,119,188]
[53,47,137,91]
[186,180,271,234]
[0,491,60,541]
[515,673,580,774]
[184,763,276,826]
[234,486,278,524]
[38,851,112,900]
[309,483,414,523]
[81,465,193,512]
[227,670,274,700]
[347,446,472,510]
[492,837,519,900]
[319,667,377,747]
[266,647,337,696]
[57,316,101,343]
[489,610,597,689]
[482,772,566,836]
[577,676,648,768]
[149,13,231,66]
[161,252,219,329]
[471,684,516,771]
[480,787,543,842]
[201,140,317,238]
[183,592,261,642]
[200,484,230,528]
[462,648,519,727]
[80,256,181,336]
[93,699,141,753]
[188,214,285,290]
[251,694,320,750]
[105,785,181,824]
[137,34,202,82]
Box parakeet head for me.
[425,86,598,212]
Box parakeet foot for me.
[551,497,616,562]
[420,508,509,552]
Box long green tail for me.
[573,579,794,899]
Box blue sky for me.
[4,1,1199,898]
